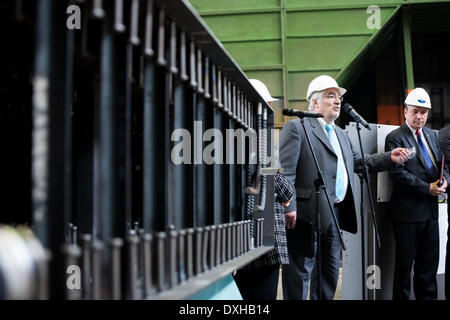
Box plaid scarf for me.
[246,173,294,268]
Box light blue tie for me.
[325,124,346,202]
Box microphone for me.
[282,108,324,118]
[342,103,371,130]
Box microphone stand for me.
[354,122,381,301]
[294,115,347,300]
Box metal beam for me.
[402,6,415,90]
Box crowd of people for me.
[234,75,450,300]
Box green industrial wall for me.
[189,0,450,126]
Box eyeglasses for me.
[323,93,344,102]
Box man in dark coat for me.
[280,75,410,300]
[438,124,450,300]
[385,88,449,300]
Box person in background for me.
[385,88,449,300]
[233,79,294,300]
[438,124,450,300]
[280,75,410,300]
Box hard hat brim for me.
[405,103,431,109]
[307,87,347,102]
[338,87,347,97]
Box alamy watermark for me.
[67,4,383,32]
[66,263,382,291]
[66,5,81,30]
[66,265,81,290]
[171,121,277,166]
[366,264,381,290]
[366,5,381,30]
[66,4,383,31]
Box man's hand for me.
[440,178,448,191]
[285,211,296,229]
[282,197,292,208]
[429,178,447,196]
[390,147,410,164]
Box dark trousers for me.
[234,264,280,300]
[446,200,450,300]
[392,219,440,300]
[282,212,341,300]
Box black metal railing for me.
[0,0,275,300]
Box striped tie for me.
[416,130,438,180]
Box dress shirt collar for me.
[318,118,335,134]
[405,121,423,137]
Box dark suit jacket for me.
[279,118,392,239]
[385,123,449,223]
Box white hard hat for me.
[306,75,346,102]
[249,79,277,103]
[404,88,431,109]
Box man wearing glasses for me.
[279,75,410,300]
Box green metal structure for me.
[189,0,450,126]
